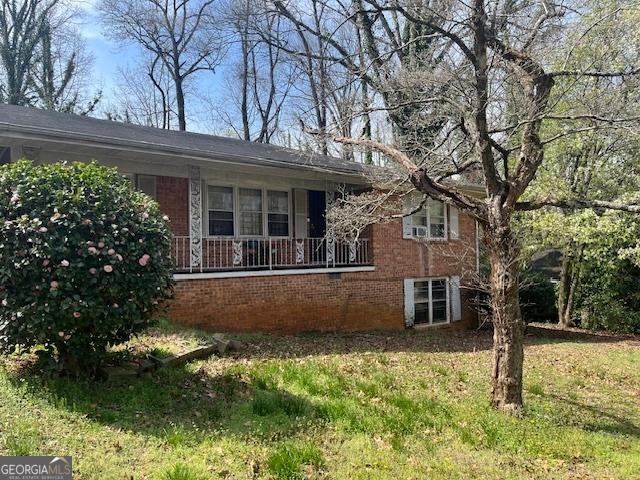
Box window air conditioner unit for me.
[413,226,428,237]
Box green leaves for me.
[0,160,174,374]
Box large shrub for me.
[519,270,558,323]
[574,255,640,333]
[0,161,174,374]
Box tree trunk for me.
[557,245,582,328]
[175,76,186,131]
[486,225,525,414]
[557,251,570,326]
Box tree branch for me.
[516,198,640,213]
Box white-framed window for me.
[403,197,459,241]
[411,198,447,239]
[208,185,234,236]
[122,173,157,199]
[239,188,263,236]
[404,276,462,327]
[267,190,289,236]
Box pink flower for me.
[142,212,149,219]
[42,259,50,267]
[138,254,151,267]
[108,249,116,256]
[162,215,169,221]
[88,247,98,255]
[58,331,65,337]
[73,311,81,318]
[9,193,19,204]
[103,265,113,273]
[113,303,119,308]
[50,281,59,291]
[98,241,105,249]
[38,227,48,233]
[89,268,97,275]
[116,254,123,262]
[1,299,7,307]
[60,260,70,267]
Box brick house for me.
[0,105,482,333]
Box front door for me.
[308,190,326,238]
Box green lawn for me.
[1,322,639,479]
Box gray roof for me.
[0,104,365,176]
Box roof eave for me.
[0,122,368,180]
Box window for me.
[137,175,157,199]
[412,278,449,326]
[268,191,289,236]
[429,201,446,238]
[239,188,263,236]
[208,186,234,236]
[0,147,11,165]
[411,199,447,239]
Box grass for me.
[0,321,639,479]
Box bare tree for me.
[0,0,96,111]
[110,53,177,128]
[214,0,295,142]
[99,0,226,131]
[273,0,640,413]
[0,0,58,105]
[30,17,100,113]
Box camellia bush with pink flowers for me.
[0,161,173,375]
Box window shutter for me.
[294,189,308,238]
[402,197,413,239]
[404,278,415,327]
[449,206,459,240]
[450,276,462,321]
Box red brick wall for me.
[153,176,478,333]
[156,176,189,236]
[159,191,478,334]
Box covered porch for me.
[172,165,373,274]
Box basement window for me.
[404,277,462,327]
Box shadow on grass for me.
[7,361,323,444]
[5,325,637,448]
[525,324,639,345]
[544,392,640,438]
[223,325,637,362]
[231,329,495,360]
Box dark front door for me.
[308,190,326,238]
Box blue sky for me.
[74,0,120,94]
[71,0,229,133]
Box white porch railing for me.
[172,236,372,273]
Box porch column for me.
[188,165,202,270]
[325,190,335,266]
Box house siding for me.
[155,174,478,333]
